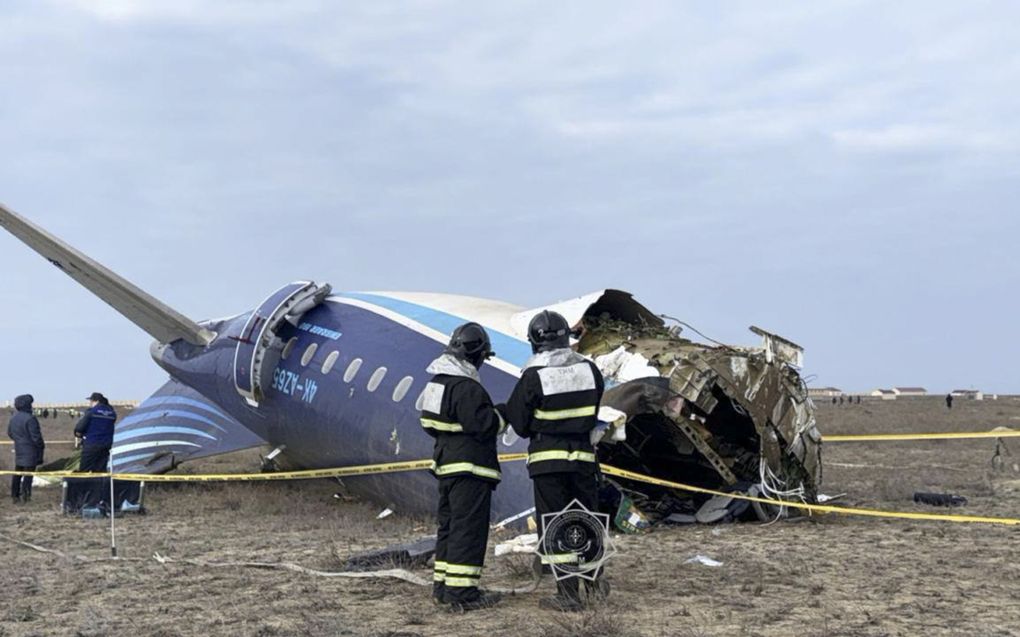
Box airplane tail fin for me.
[0,203,214,346]
[113,378,267,473]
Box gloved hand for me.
[494,403,509,434]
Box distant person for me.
[75,392,117,472]
[856,395,861,404]
[7,394,44,504]
[946,394,953,410]
[839,396,844,405]
[832,397,837,405]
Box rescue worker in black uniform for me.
[421,322,505,611]
[505,310,609,612]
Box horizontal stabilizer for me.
[0,203,214,346]
[112,379,266,473]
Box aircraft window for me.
[321,351,340,375]
[367,367,388,392]
[281,337,298,360]
[392,376,414,402]
[414,388,426,411]
[300,343,318,367]
[344,358,363,383]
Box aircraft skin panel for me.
[264,299,531,521]
[359,291,525,337]
[332,292,532,372]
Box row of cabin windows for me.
[282,336,423,406]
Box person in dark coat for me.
[7,394,44,504]
[74,392,117,472]
[505,311,608,612]
[420,323,504,611]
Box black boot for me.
[432,582,447,606]
[584,577,610,602]
[446,590,502,612]
[539,578,583,612]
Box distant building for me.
[871,389,897,400]
[951,389,984,401]
[892,387,928,397]
[808,387,843,398]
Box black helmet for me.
[527,310,572,353]
[445,322,494,369]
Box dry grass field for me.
[3,396,1020,637]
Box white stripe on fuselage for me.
[326,296,522,377]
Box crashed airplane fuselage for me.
[0,205,821,525]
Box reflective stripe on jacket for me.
[420,374,503,484]
[506,351,605,476]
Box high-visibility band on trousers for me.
[540,553,579,564]
[434,560,447,582]
[431,462,501,481]
[445,576,481,587]
[534,406,597,420]
[527,450,596,465]
[444,563,483,576]
[420,418,464,433]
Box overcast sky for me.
[1,0,1018,403]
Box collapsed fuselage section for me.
[577,309,821,520]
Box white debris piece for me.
[597,406,627,426]
[597,406,628,442]
[816,493,846,503]
[377,508,394,519]
[685,555,723,567]
[594,346,660,383]
[494,533,539,557]
[730,357,749,381]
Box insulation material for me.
[595,346,661,383]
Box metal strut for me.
[670,416,738,485]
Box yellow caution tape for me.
[0,459,436,482]
[2,429,1013,447]
[0,454,533,481]
[3,449,1019,525]
[824,430,1020,442]
[597,464,1020,526]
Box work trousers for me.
[79,446,111,473]
[534,468,601,600]
[11,465,35,501]
[434,475,493,603]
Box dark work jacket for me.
[74,404,117,448]
[8,394,44,466]
[506,350,604,477]
[420,362,504,484]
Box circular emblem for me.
[535,499,616,581]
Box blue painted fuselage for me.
[155,292,535,522]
